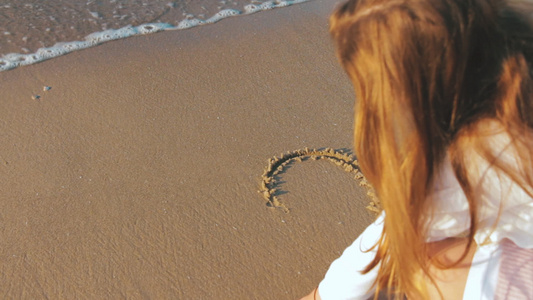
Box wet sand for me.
[0,0,269,55]
[0,0,376,298]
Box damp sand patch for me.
[259,148,380,214]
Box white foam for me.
[177,18,205,30]
[205,9,241,24]
[244,1,276,14]
[0,0,311,72]
[138,23,173,34]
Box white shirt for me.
[318,129,533,300]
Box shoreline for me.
[0,0,312,72]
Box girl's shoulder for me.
[427,122,533,248]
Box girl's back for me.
[302,0,533,298]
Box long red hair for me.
[329,0,533,298]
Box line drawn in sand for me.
[259,147,381,214]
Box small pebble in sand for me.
[32,95,41,100]
[43,86,51,91]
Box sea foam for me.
[0,0,310,72]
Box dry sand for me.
[0,0,377,298]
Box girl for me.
[302,0,533,299]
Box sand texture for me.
[0,0,377,298]
[260,147,378,213]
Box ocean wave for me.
[0,0,311,72]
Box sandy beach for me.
[0,0,377,298]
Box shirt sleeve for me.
[318,213,384,300]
